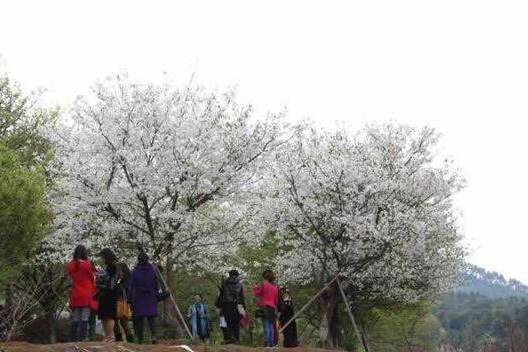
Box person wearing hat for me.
[217,269,246,344]
[130,252,159,344]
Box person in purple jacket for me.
[131,252,159,344]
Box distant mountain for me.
[455,264,528,299]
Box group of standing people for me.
[67,245,160,343]
[215,269,299,348]
[67,245,298,348]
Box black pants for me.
[221,327,229,342]
[279,314,299,347]
[223,303,240,344]
[133,316,157,343]
[69,321,88,342]
[114,317,134,342]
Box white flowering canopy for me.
[45,75,292,266]
[263,123,466,302]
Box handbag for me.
[154,265,171,302]
[240,315,250,327]
[117,299,132,319]
[117,285,132,319]
[237,304,246,317]
[220,316,227,328]
[157,290,171,302]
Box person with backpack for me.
[130,252,159,344]
[254,270,279,348]
[114,262,134,342]
[66,245,97,342]
[188,293,210,341]
[218,269,245,344]
[95,248,120,342]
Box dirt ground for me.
[0,342,337,352]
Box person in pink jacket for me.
[254,270,279,348]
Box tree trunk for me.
[5,284,13,309]
[356,311,371,352]
[319,309,330,348]
[161,257,181,338]
[508,320,517,352]
[249,313,254,346]
[46,312,57,344]
[162,258,173,325]
[318,285,340,348]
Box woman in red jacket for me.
[254,270,279,348]
[67,245,96,342]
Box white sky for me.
[2,0,528,282]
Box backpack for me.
[222,279,241,304]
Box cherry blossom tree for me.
[46,74,294,292]
[263,123,466,347]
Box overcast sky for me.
[2,0,528,282]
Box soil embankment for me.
[1,342,336,352]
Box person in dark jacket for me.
[95,248,120,342]
[218,269,245,344]
[114,262,134,342]
[131,252,159,344]
[278,288,299,348]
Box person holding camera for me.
[254,270,279,348]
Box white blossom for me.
[262,123,466,302]
[45,74,294,266]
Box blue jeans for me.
[262,318,275,347]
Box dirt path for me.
[0,342,336,352]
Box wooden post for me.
[278,274,339,334]
[155,266,193,339]
[169,290,193,340]
[336,277,370,352]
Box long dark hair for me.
[99,248,117,269]
[262,269,276,283]
[73,245,88,261]
[117,262,131,281]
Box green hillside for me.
[457,264,528,298]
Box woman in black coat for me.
[95,248,119,342]
[278,288,299,348]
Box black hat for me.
[228,269,239,277]
[138,252,149,264]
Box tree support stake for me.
[337,277,370,352]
